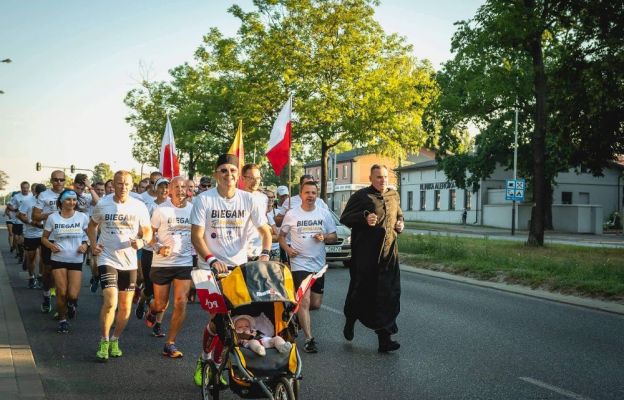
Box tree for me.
[92,163,114,183]
[0,170,8,191]
[198,0,438,199]
[427,0,624,246]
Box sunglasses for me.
[218,168,238,174]
[52,178,66,182]
[200,184,210,188]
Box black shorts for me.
[291,270,325,295]
[150,267,192,285]
[12,224,23,235]
[50,260,83,271]
[98,265,137,292]
[6,221,13,226]
[23,237,41,251]
[41,244,52,264]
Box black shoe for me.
[28,277,36,289]
[90,276,99,293]
[41,296,51,313]
[57,320,70,333]
[343,318,355,341]
[304,338,318,353]
[377,334,400,353]
[135,300,146,320]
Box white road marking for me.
[321,304,342,315]
[519,377,594,400]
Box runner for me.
[33,170,66,313]
[141,171,163,204]
[4,192,16,253]
[135,177,170,338]
[274,174,328,227]
[8,181,33,265]
[18,184,47,289]
[241,163,269,260]
[41,189,90,333]
[197,176,211,194]
[73,174,100,214]
[104,179,114,195]
[144,176,194,357]
[278,180,337,353]
[88,170,152,362]
[190,153,272,386]
[185,179,196,201]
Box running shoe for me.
[90,276,99,293]
[28,277,36,289]
[41,296,51,313]
[193,358,203,386]
[152,322,165,338]
[132,285,142,304]
[96,339,109,362]
[109,339,123,357]
[162,343,183,358]
[67,302,77,319]
[135,299,146,320]
[145,310,156,328]
[50,287,56,297]
[57,320,70,334]
[303,337,318,353]
[52,311,60,320]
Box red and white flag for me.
[191,269,228,314]
[293,265,328,313]
[159,116,180,179]
[266,96,292,176]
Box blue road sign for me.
[505,179,525,201]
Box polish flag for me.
[228,120,244,188]
[266,97,292,176]
[159,116,180,179]
[293,265,328,313]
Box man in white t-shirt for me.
[145,176,194,358]
[274,174,328,227]
[33,170,66,313]
[190,154,272,386]
[18,183,47,289]
[73,173,100,214]
[7,181,33,264]
[88,170,152,362]
[278,181,336,354]
[141,171,163,204]
[241,163,269,260]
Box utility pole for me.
[511,108,519,235]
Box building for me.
[397,156,624,234]
[304,149,399,214]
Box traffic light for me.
[36,162,41,171]
[70,165,75,173]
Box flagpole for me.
[288,95,292,206]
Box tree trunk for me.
[188,148,196,180]
[527,31,547,246]
[320,141,329,201]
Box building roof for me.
[304,148,368,168]
[395,159,438,171]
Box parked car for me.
[326,210,351,265]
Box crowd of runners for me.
[3,153,341,386]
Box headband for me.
[60,191,77,202]
[215,154,239,170]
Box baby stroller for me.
[199,261,302,400]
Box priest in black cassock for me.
[339,164,404,352]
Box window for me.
[449,189,456,210]
[342,164,348,179]
[464,190,472,210]
[434,190,441,210]
[420,191,426,210]
[407,191,413,211]
[335,167,339,180]
[579,192,590,204]
[561,192,572,204]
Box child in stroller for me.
[233,314,293,356]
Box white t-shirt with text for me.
[44,211,89,264]
[190,188,267,266]
[279,205,336,273]
[151,200,193,268]
[90,195,151,270]
[19,196,43,239]
[10,193,32,225]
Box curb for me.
[399,264,624,316]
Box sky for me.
[0,0,484,195]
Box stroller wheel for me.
[273,377,296,400]
[201,361,220,400]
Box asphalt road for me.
[2,234,624,399]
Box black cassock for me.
[340,186,402,334]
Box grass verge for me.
[398,233,624,301]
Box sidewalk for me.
[404,221,624,248]
[0,226,46,400]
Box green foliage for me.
[92,163,114,184]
